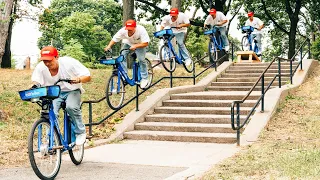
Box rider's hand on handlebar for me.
[70,77,81,84]
[104,47,112,53]
[129,46,137,51]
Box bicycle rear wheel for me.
[208,41,218,63]
[68,121,84,165]
[159,44,176,72]
[241,36,250,51]
[140,58,153,89]
[182,57,194,73]
[106,74,125,110]
[28,118,61,180]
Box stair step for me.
[211,82,285,86]
[145,114,246,124]
[228,65,294,70]
[171,91,260,100]
[124,130,237,143]
[216,77,290,82]
[154,107,251,115]
[233,62,299,66]
[135,122,235,133]
[226,69,291,73]
[221,73,290,78]
[207,86,277,91]
[163,99,256,107]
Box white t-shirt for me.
[245,17,264,34]
[204,11,228,27]
[112,25,150,46]
[31,56,90,93]
[160,12,190,33]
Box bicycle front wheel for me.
[68,121,84,165]
[159,44,176,72]
[208,41,218,63]
[28,118,61,180]
[106,74,125,110]
[241,36,250,51]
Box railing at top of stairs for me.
[230,38,311,146]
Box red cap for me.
[40,46,58,61]
[125,19,136,30]
[170,8,179,16]
[248,12,254,17]
[209,9,217,15]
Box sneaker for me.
[140,78,149,89]
[185,58,192,66]
[76,133,86,145]
[224,46,229,52]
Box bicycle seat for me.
[241,26,254,33]
[19,85,61,101]
[154,29,174,38]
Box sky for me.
[11,0,247,69]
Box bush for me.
[82,61,110,69]
[311,35,320,60]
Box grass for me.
[0,63,210,168]
[200,65,320,179]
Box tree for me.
[59,39,87,61]
[0,0,14,67]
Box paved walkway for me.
[0,140,238,180]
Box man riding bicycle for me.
[31,46,91,145]
[104,19,150,89]
[204,8,229,52]
[245,11,264,55]
[160,7,192,66]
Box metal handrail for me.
[230,38,310,145]
[83,47,232,136]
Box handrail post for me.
[300,47,303,70]
[236,103,240,146]
[231,42,234,62]
[308,39,311,59]
[290,59,293,84]
[278,58,281,88]
[170,61,173,88]
[88,102,93,136]
[193,62,196,85]
[261,74,264,113]
[136,84,139,111]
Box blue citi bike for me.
[204,25,226,63]
[241,26,260,56]
[19,79,84,180]
[154,28,194,73]
[99,48,153,110]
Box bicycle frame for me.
[114,57,141,86]
[205,27,224,51]
[44,100,74,152]
[242,26,259,54]
[163,37,185,64]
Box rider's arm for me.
[75,76,91,84]
[217,19,228,26]
[130,42,149,51]
[104,40,116,51]
[177,23,190,28]
[257,24,264,31]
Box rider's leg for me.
[52,95,64,119]
[135,47,148,80]
[217,26,229,51]
[175,32,191,60]
[254,33,262,54]
[121,44,131,74]
[65,90,85,135]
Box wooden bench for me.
[236,51,261,63]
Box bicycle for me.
[204,26,226,63]
[18,79,84,180]
[154,28,194,73]
[241,26,260,56]
[99,48,153,110]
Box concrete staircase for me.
[124,62,295,143]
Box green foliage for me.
[38,0,122,62]
[311,34,320,60]
[82,62,109,69]
[59,39,88,61]
[186,26,207,60]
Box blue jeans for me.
[174,32,190,60]
[252,33,262,52]
[53,89,85,135]
[121,44,148,80]
[216,26,229,47]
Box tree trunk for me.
[288,21,297,59]
[215,0,225,11]
[123,0,134,69]
[2,0,16,68]
[0,0,14,66]
[171,0,181,9]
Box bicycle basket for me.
[19,87,47,101]
[46,85,61,99]
[204,28,217,35]
[241,26,254,33]
[153,29,173,38]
